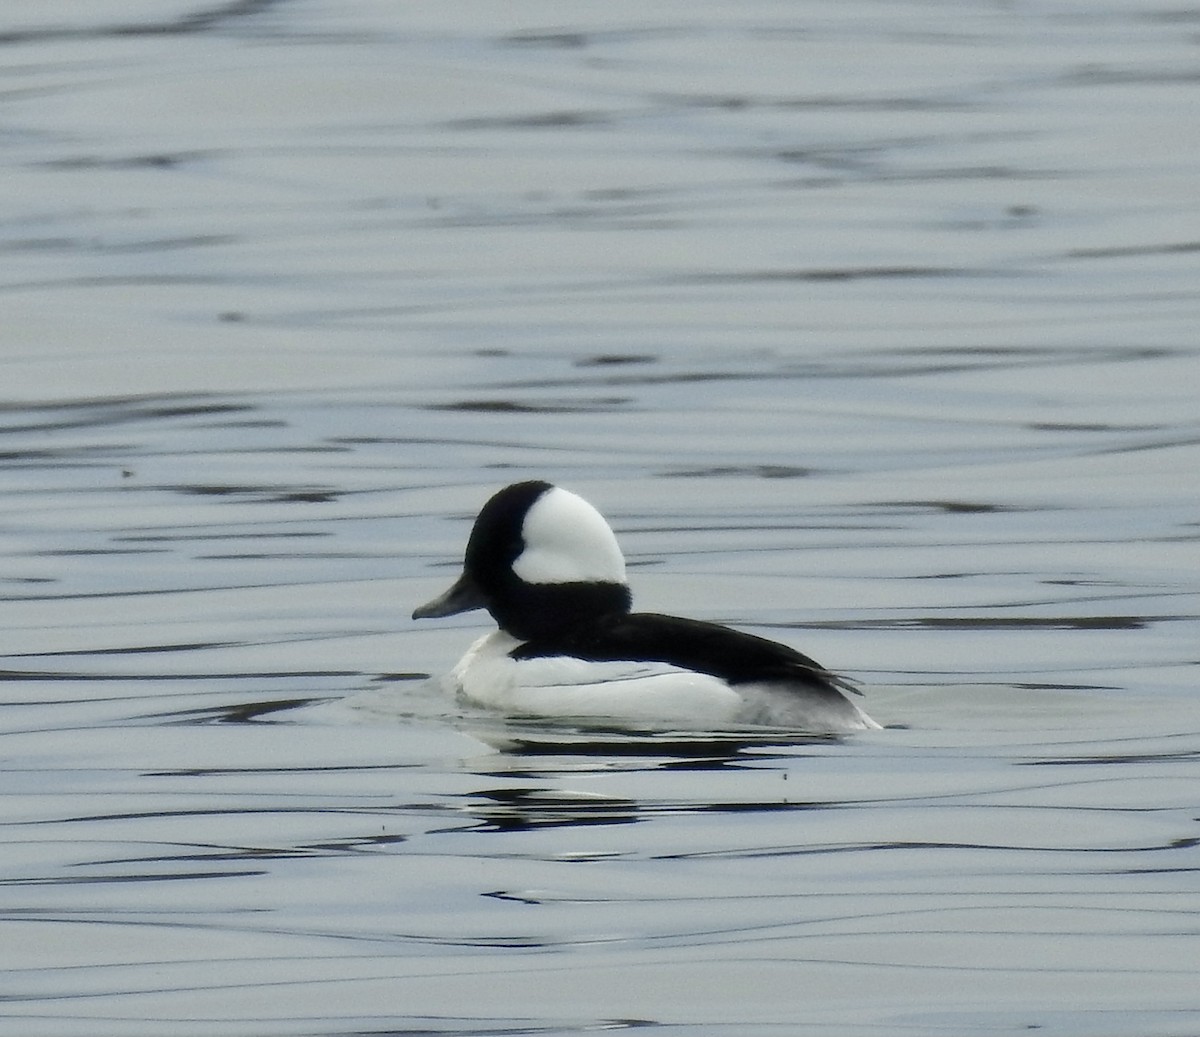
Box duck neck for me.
[491,580,631,642]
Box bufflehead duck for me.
[413,481,880,733]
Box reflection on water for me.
[2,1,1200,1036]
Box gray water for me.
[3,2,1199,1035]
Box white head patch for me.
[512,487,627,585]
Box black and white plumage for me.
[413,480,880,733]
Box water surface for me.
[2,2,1199,1035]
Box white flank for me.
[451,631,741,724]
[446,631,880,733]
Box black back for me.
[512,612,857,701]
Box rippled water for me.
[3,2,1199,1035]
